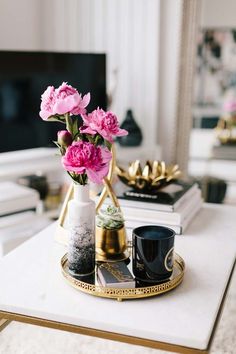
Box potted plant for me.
[96,206,127,261]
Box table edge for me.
[0,310,207,354]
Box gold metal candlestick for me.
[95,145,119,211]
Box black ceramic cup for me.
[132,225,175,282]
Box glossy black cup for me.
[132,225,175,282]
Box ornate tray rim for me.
[61,253,185,301]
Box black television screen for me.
[0,51,106,153]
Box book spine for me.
[0,211,35,229]
[124,198,203,240]
[98,183,199,213]
[181,198,203,232]
[125,219,182,235]
[173,184,199,210]
[122,208,179,224]
[108,198,174,212]
[0,199,38,216]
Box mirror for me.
[189,0,236,205]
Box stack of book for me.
[0,211,52,257]
[100,181,203,239]
[0,182,40,216]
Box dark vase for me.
[117,109,142,146]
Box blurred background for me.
[0,0,236,206]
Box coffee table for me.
[0,204,235,354]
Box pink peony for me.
[54,82,90,116]
[80,108,128,143]
[223,100,236,114]
[57,130,73,147]
[61,141,112,184]
[39,82,90,120]
[223,89,236,114]
[39,86,56,120]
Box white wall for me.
[200,0,236,28]
[40,0,160,147]
[0,0,42,49]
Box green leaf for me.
[46,115,65,123]
[104,140,112,150]
[94,134,102,146]
[86,135,95,143]
[53,141,61,148]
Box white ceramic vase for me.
[68,184,95,276]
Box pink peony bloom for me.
[223,100,236,114]
[80,108,128,143]
[57,130,73,147]
[39,82,90,120]
[39,86,56,120]
[54,82,90,116]
[61,141,112,184]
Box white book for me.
[0,213,52,257]
[180,199,202,233]
[0,182,39,216]
[121,189,202,226]
[212,144,236,160]
[0,211,36,229]
[125,220,183,236]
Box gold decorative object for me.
[216,116,236,144]
[116,160,181,191]
[61,253,185,301]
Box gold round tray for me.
[61,253,185,301]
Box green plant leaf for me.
[104,140,112,150]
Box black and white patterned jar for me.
[68,184,95,276]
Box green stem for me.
[65,112,73,134]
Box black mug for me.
[132,225,175,282]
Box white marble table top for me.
[0,204,235,351]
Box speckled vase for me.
[68,184,95,276]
